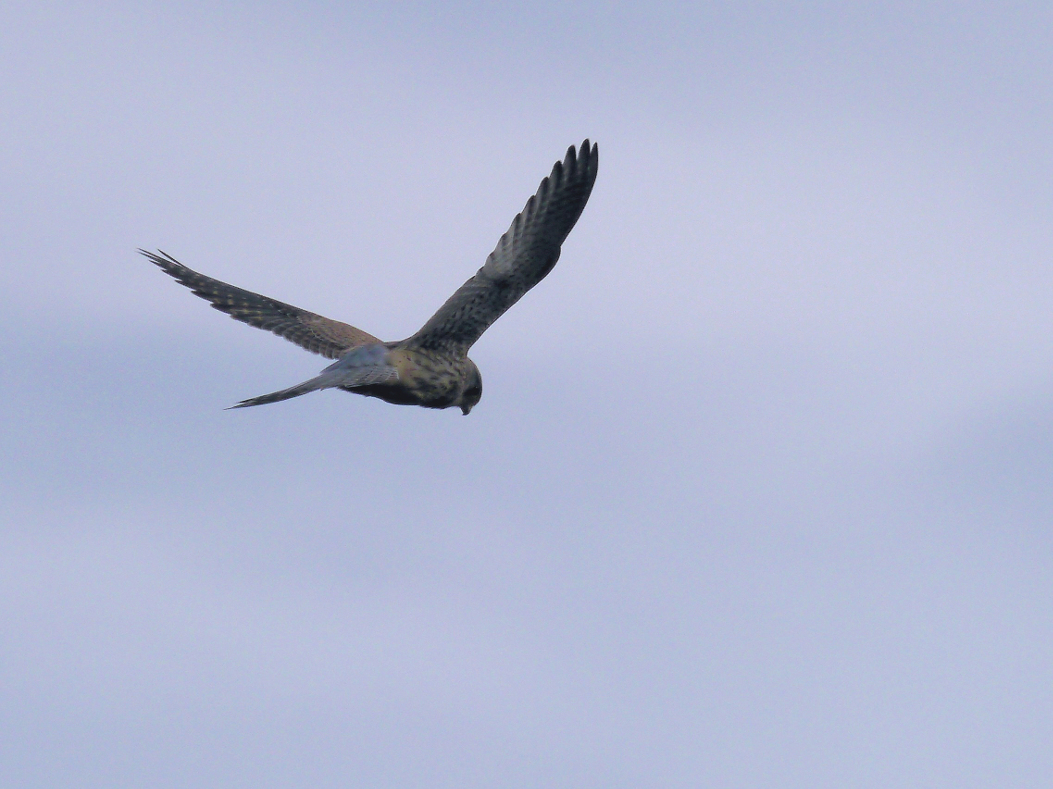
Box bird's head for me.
[459,361,483,415]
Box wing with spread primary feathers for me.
[142,250,381,359]
[406,140,598,354]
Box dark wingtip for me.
[225,397,262,409]
[140,248,182,271]
[552,139,598,188]
[565,140,597,182]
[581,139,597,171]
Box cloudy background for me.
[3,1,1053,786]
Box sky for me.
[2,1,1053,786]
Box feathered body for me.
[143,140,598,414]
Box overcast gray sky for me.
[3,2,1053,787]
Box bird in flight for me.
[143,140,598,415]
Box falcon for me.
[143,140,598,415]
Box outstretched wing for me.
[406,140,598,354]
[142,249,381,359]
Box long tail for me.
[226,348,399,409]
[226,374,333,409]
